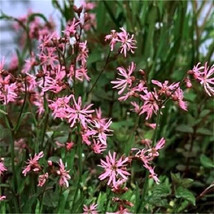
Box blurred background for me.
[0,0,213,60]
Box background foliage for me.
[0,0,214,213]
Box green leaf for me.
[175,186,196,206]
[200,154,214,168]
[0,109,7,115]
[57,189,70,213]
[176,124,193,133]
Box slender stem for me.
[71,127,83,211]
[4,113,19,212]
[88,50,111,95]
[137,109,162,213]
[14,78,27,133]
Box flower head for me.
[67,96,94,128]
[99,152,130,188]
[22,152,44,176]
[57,159,71,187]
[83,203,98,214]
[38,173,48,187]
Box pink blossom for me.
[66,142,75,151]
[99,152,130,188]
[39,47,58,67]
[81,128,96,145]
[69,65,90,82]
[0,74,18,105]
[145,122,156,129]
[131,101,141,114]
[0,195,6,201]
[147,138,165,158]
[117,27,136,57]
[63,18,79,37]
[77,41,89,66]
[0,159,7,176]
[152,80,179,96]
[31,92,44,115]
[184,77,192,88]
[91,139,107,154]
[172,88,187,111]
[67,96,94,128]
[134,148,151,168]
[140,90,159,120]
[111,62,136,95]
[148,166,160,184]
[57,159,71,187]
[155,137,165,150]
[83,203,98,214]
[196,63,214,96]
[91,118,112,145]
[38,173,48,187]
[22,54,37,74]
[105,30,118,51]
[39,65,66,94]
[49,95,72,119]
[22,152,44,176]
[9,54,19,70]
[39,31,59,51]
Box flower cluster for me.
[133,138,166,184]
[105,27,137,57]
[111,62,188,120]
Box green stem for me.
[88,50,111,95]
[4,114,19,212]
[71,128,83,211]
[137,109,162,213]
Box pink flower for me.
[147,138,166,158]
[145,122,156,129]
[0,195,6,201]
[134,148,151,168]
[81,128,96,145]
[140,90,159,120]
[152,80,179,96]
[39,65,66,94]
[189,62,214,96]
[38,173,48,187]
[57,159,71,187]
[49,95,72,119]
[117,27,136,57]
[22,54,37,74]
[83,203,98,214]
[77,41,89,66]
[91,118,112,145]
[105,30,118,51]
[148,166,160,184]
[39,47,58,67]
[0,159,7,176]
[0,75,18,105]
[99,152,130,188]
[66,142,74,151]
[31,92,44,115]
[91,139,107,154]
[63,18,79,37]
[131,101,141,114]
[197,63,214,96]
[22,152,44,176]
[171,88,187,111]
[111,62,136,95]
[67,96,94,128]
